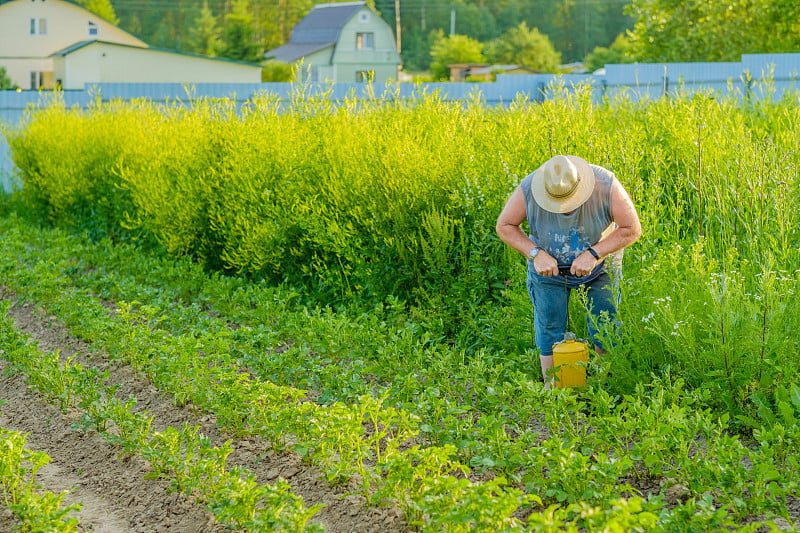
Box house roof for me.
[469,65,532,75]
[264,1,366,61]
[0,0,148,47]
[51,39,263,68]
[265,42,334,63]
[0,0,110,10]
[291,1,365,43]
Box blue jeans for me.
[526,262,621,355]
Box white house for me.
[0,0,262,90]
[0,0,146,89]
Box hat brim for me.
[531,155,596,213]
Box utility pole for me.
[395,0,402,81]
[584,0,589,59]
[450,7,455,35]
[395,0,401,54]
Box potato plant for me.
[0,423,80,532]
[1,210,796,531]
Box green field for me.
[0,85,798,531]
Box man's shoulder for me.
[519,171,534,193]
[589,164,615,182]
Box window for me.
[356,32,374,50]
[28,71,53,90]
[29,17,47,35]
[29,71,43,89]
[356,70,374,83]
[358,11,369,23]
[88,21,98,37]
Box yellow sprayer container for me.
[552,333,590,388]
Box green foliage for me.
[0,298,324,532]
[626,0,800,62]
[7,85,800,358]
[428,31,486,81]
[189,1,223,57]
[261,61,293,82]
[112,0,632,71]
[75,0,119,25]
[220,0,262,63]
[6,94,141,242]
[484,22,561,73]
[583,33,636,73]
[0,66,17,90]
[0,426,80,531]
[1,213,798,531]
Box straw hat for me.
[531,155,596,213]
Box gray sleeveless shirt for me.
[520,164,621,273]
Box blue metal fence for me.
[2,52,800,191]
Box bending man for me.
[496,155,641,388]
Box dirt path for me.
[0,293,409,532]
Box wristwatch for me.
[529,246,541,259]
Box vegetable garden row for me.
[0,83,799,530]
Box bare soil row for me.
[0,290,408,532]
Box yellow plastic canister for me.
[552,333,590,388]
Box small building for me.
[0,0,146,89]
[449,63,535,82]
[51,40,262,89]
[265,1,401,85]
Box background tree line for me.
[75,0,800,80]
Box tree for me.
[484,22,561,73]
[400,27,430,72]
[0,66,17,90]
[151,12,180,49]
[451,3,499,43]
[258,0,314,52]
[220,0,262,63]
[109,0,635,75]
[428,30,485,81]
[583,33,635,73]
[261,61,293,82]
[189,1,222,57]
[76,0,118,25]
[765,0,800,51]
[625,0,800,62]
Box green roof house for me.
[265,1,401,85]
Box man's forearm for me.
[591,226,641,257]
[496,223,537,257]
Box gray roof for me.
[265,42,334,63]
[264,1,365,61]
[50,40,109,57]
[291,2,365,43]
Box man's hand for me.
[534,251,559,277]
[570,250,597,277]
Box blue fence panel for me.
[0,106,21,192]
[604,61,746,101]
[741,54,800,101]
